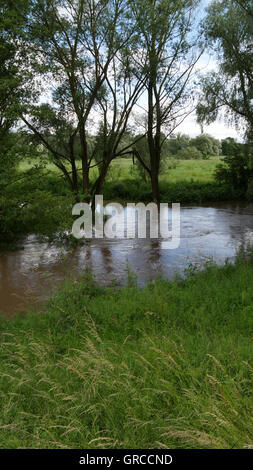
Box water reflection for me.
[0,202,253,315]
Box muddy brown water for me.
[1,202,253,316]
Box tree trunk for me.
[91,159,111,210]
[147,79,161,204]
[71,161,79,201]
[79,121,90,200]
[150,156,160,204]
[69,135,79,201]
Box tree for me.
[90,48,147,199]
[129,0,201,202]
[166,133,191,156]
[0,0,36,242]
[191,133,221,157]
[177,145,202,160]
[0,0,32,146]
[197,0,253,143]
[132,133,171,181]
[0,0,32,185]
[21,0,133,202]
[221,137,238,156]
[234,0,253,19]
[215,143,253,190]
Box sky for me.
[176,113,241,141]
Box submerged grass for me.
[0,260,253,449]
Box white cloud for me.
[176,112,242,141]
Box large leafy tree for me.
[129,0,201,202]
[0,0,33,190]
[197,0,253,143]
[89,48,147,198]
[0,0,35,242]
[191,133,221,157]
[21,0,134,202]
[0,0,32,151]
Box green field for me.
[19,156,221,184]
[160,157,221,183]
[0,259,252,449]
[111,157,221,183]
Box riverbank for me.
[0,259,253,449]
[1,202,253,315]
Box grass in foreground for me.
[0,259,253,449]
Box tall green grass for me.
[18,157,244,205]
[19,157,221,183]
[0,261,253,449]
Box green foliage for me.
[0,261,253,448]
[166,133,221,159]
[166,133,191,155]
[221,137,238,156]
[0,0,32,131]
[191,134,221,157]
[129,0,200,200]
[0,162,76,247]
[246,178,253,201]
[0,133,28,244]
[19,0,137,199]
[176,145,202,160]
[101,178,243,204]
[132,135,180,181]
[215,142,253,189]
[197,0,253,142]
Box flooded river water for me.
[1,202,253,315]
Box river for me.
[1,202,253,316]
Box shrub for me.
[215,143,253,190]
[246,178,253,201]
[177,146,203,160]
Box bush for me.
[215,143,253,190]
[191,134,221,156]
[162,158,179,171]
[246,178,253,201]
[177,146,203,160]
[101,178,243,204]
[0,166,76,248]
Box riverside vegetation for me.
[0,257,253,449]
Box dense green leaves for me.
[197,0,253,142]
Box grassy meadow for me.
[19,156,220,183]
[111,156,220,183]
[0,259,253,449]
